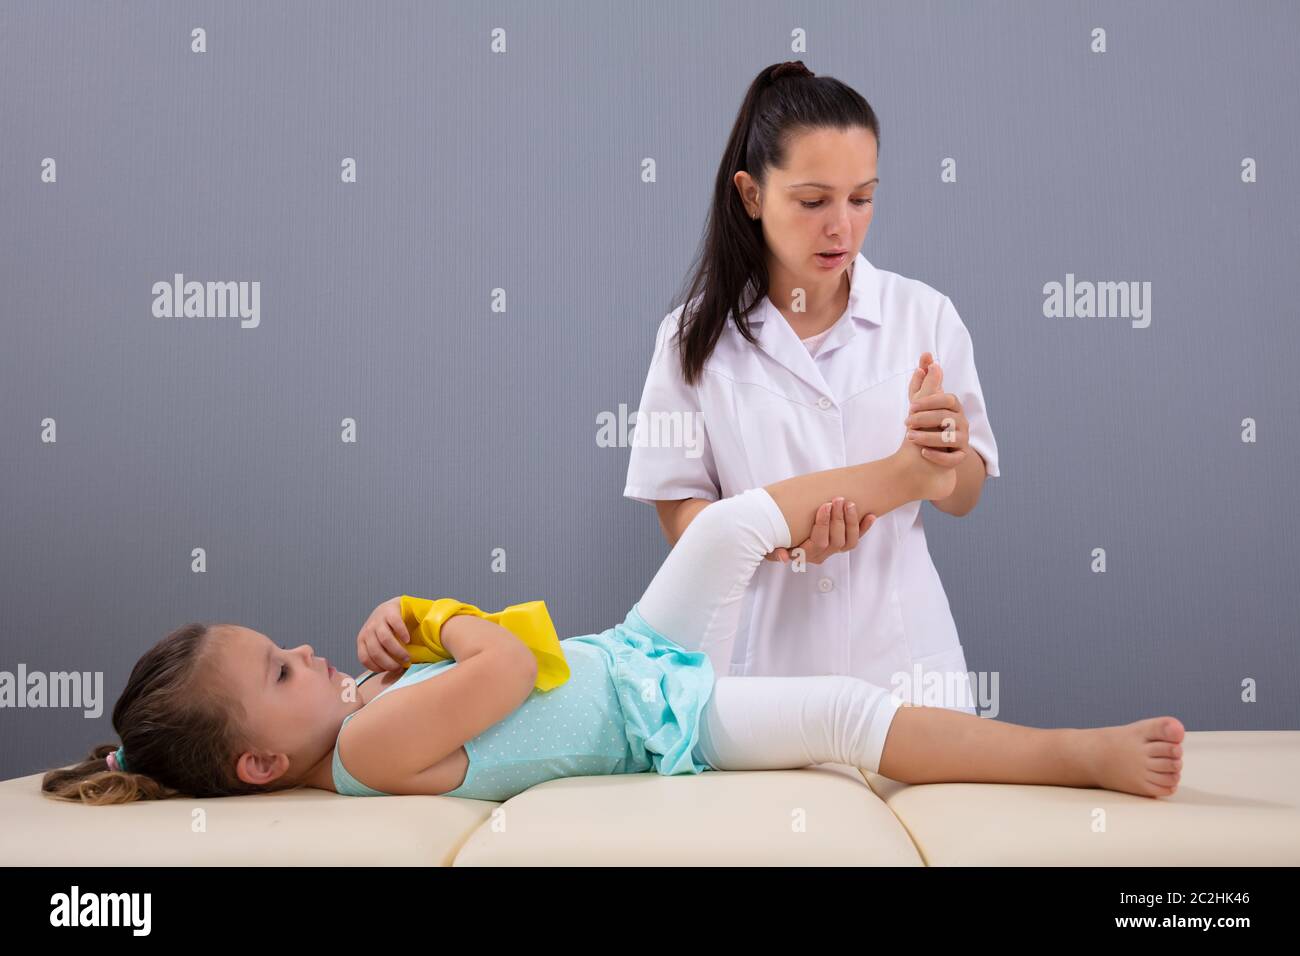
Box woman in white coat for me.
[625,60,1000,712]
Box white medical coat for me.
[624,253,1000,711]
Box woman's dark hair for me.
[670,60,881,386]
[41,622,286,805]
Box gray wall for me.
[2,1,1296,783]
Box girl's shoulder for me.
[354,668,403,705]
[335,662,466,794]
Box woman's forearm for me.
[763,448,944,546]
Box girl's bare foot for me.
[1075,717,1186,798]
[898,356,957,500]
[906,451,957,501]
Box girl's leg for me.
[761,444,954,551]
[639,354,1186,798]
[697,675,1187,798]
[695,674,904,774]
[876,704,1185,797]
[635,448,943,675]
[637,358,952,672]
[634,486,793,675]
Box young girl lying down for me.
[43,360,1184,805]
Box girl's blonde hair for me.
[41,622,293,804]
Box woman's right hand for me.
[356,596,413,673]
[764,497,877,565]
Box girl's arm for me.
[338,616,537,791]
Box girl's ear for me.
[234,749,289,787]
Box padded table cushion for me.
[864,731,1300,866]
[4,733,1295,866]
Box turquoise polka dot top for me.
[331,602,716,801]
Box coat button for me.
[817,396,832,410]
[817,577,833,592]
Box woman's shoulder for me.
[861,256,943,304]
[650,303,689,354]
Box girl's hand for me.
[905,353,969,468]
[764,498,878,565]
[356,596,413,673]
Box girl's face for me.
[212,625,358,788]
[735,124,879,286]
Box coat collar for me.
[742,252,881,399]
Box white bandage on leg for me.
[694,674,905,775]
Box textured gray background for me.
[2,1,1297,783]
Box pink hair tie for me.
[106,745,127,772]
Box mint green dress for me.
[331,603,716,801]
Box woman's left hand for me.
[905,357,969,467]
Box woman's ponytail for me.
[668,60,879,386]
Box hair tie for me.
[769,60,814,84]
[106,745,127,773]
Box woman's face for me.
[735,124,878,284]
[212,625,358,787]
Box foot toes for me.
[1158,716,1186,742]
[1146,741,1180,759]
